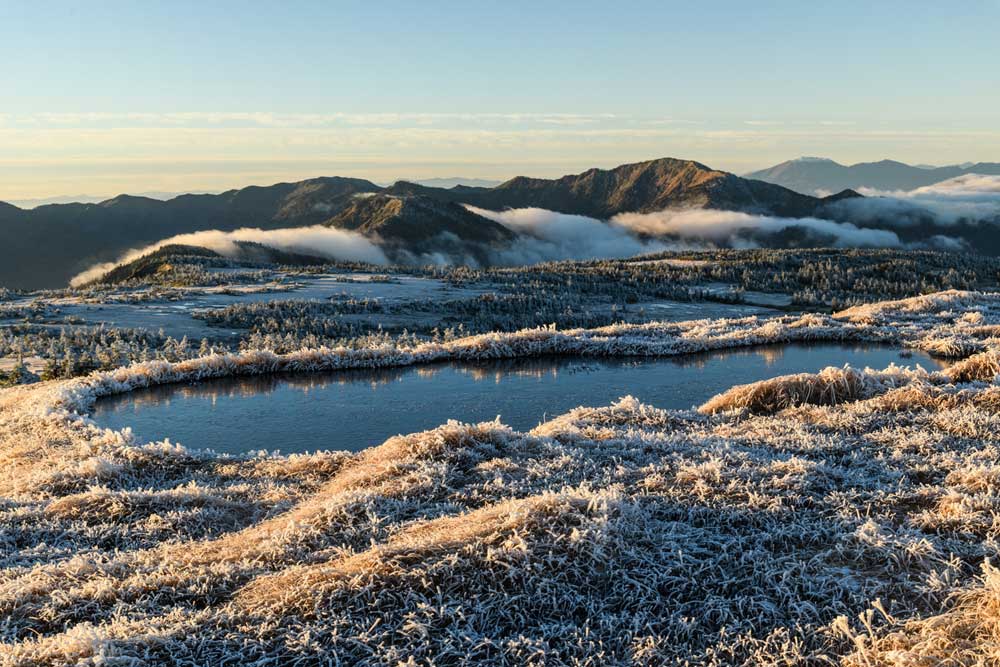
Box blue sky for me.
[1,0,998,199]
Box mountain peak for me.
[99,194,163,208]
[820,188,864,202]
[466,157,728,218]
[747,157,1000,195]
[867,159,909,167]
[326,194,514,248]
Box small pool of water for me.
[91,344,943,455]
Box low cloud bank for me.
[71,226,389,286]
[466,206,679,263]
[611,208,902,247]
[831,174,1000,226]
[75,190,988,285]
[469,205,908,264]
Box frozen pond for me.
[92,343,944,455]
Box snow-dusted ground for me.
[2,290,1000,664]
[5,273,491,341]
[629,298,778,319]
[3,272,780,345]
[0,355,45,375]
[701,281,796,307]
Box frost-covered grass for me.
[4,290,1000,664]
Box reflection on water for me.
[93,344,944,455]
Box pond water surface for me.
[92,344,942,455]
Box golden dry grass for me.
[699,366,870,414]
[3,290,1000,665]
[839,563,1000,667]
[943,350,1000,384]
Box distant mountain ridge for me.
[5,191,217,209]
[387,158,855,219]
[0,156,936,290]
[747,157,1000,195]
[413,177,502,189]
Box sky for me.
[1,0,998,202]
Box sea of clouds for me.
[70,226,389,286]
[73,173,1000,283]
[469,206,903,265]
[475,174,1000,262]
[826,174,1000,227]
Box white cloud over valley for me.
[76,192,995,285]
[71,227,389,286]
[831,174,1000,226]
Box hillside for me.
[747,157,1000,194]
[0,177,381,289]
[88,243,332,286]
[325,194,515,265]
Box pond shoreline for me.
[91,343,945,455]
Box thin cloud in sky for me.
[2,112,1000,200]
[9,112,623,129]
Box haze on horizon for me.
[2,0,998,202]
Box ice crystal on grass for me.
[3,291,1000,664]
